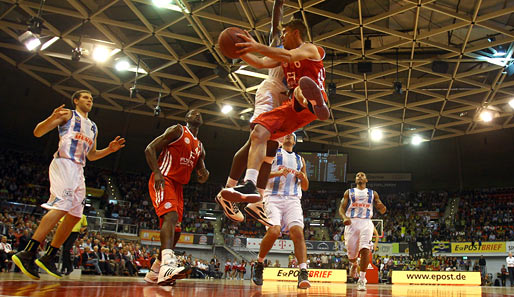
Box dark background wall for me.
[1,61,513,191]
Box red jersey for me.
[156,125,202,184]
[282,45,326,91]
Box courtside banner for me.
[392,271,481,285]
[451,242,506,253]
[263,268,346,283]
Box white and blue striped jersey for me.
[264,148,303,199]
[54,110,97,167]
[345,188,374,219]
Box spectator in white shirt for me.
[507,252,514,287]
[0,236,14,272]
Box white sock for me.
[299,263,307,270]
[244,169,258,185]
[226,177,238,188]
[161,249,174,265]
[359,271,366,280]
[151,259,161,272]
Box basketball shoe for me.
[215,192,244,222]
[244,200,272,227]
[298,76,330,121]
[144,259,160,284]
[36,254,62,279]
[12,251,39,280]
[357,278,367,291]
[221,181,261,203]
[297,268,311,289]
[252,261,264,286]
[157,258,185,286]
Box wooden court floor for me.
[0,274,513,297]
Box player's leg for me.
[356,220,374,291]
[295,77,330,121]
[252,200,282,286]
[221,125,270,203]
[344,222,360,279]
[285,199,310,289]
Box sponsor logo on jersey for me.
[74,132,93,146]
[164,202,172,209]
[351,203,371,208]
[184,137,190,144]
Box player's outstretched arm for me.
[237,32,320,63]
[269,0,284,46]
[144,125,183,189]
[339,190,351,225]
[374,191,387,214]
[296,157,309,191]
[196,143,209,184]
[33,104,72,137]
[240,53,281,69]
[87,135,126,161]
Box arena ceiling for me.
[0,0,513,150]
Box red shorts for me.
[148,174,184,229]
[252,90,327,140]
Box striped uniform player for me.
[339,172,386,291]
[13,90,125,280]
[251,134,311,289]
[144,110,209,286]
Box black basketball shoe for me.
[221,180,261,203]
[36,254,62,279]
[297,268,311,289]
[252,261,264,286]
[12,251,40,280]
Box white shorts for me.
[344,218,374,259]
[266,196,304,234]
[42,158,86,218]
[250,79,288,123]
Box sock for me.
[226,177,238,188]
[299,263,307,270]
[257,188,265,196]
[151,259,161,271]
[162,249,174,265]
[359,271,366,280]
[258,257,265,263]
[24,239,40,255]
[244,169,258,185]
[45,245,59,257]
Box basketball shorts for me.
[148,174,184,229]
[252,89,327,140]
[250,79,288,123]
[42,158,86,218]
[344,218,374,259]
[266,196,304,234]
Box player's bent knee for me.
[289,226,304,240]
[250,125,270,143]
[267,226,281,238]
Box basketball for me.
[218,27,246,59]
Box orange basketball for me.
[218,27,246,59]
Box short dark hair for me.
[71,90,91,107]
[283,19,307,41]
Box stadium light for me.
[479,110,493,122]
[152,0,188,12]
[370,129,383,141]
[411,135,422,145]
[221,104,233,114]
[115,59,130,71]
[18,31,41,51]
[509,99,514,109]
[92,46,110,62]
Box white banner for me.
[376,243,393,256]
[507,242,514,253]
[246,238,294,252]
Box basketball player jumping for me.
[252,134,310,289]
[220,19,330,204]
[12,90,126,280]
[339,172,386,291]
[216,0,287,227]
[144,110,209,286]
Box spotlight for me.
[479,110,493,122]
[493,46,505,57]
[92,46,110,62]
[508,99,514,109]
[18,31,41,51]
[154,105,161,116]
[71,47,82,61]
[153,0,172,7]
[487,36,495,43]
[411,135,422,145]
[370,129,383,141]
[27,17,43,35]
[115,59,130,71]
[221,104,233,114]
[393,81,403,95]
[328,82,336,97]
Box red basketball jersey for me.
[281,45,326,91]
[157,125,202,184]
